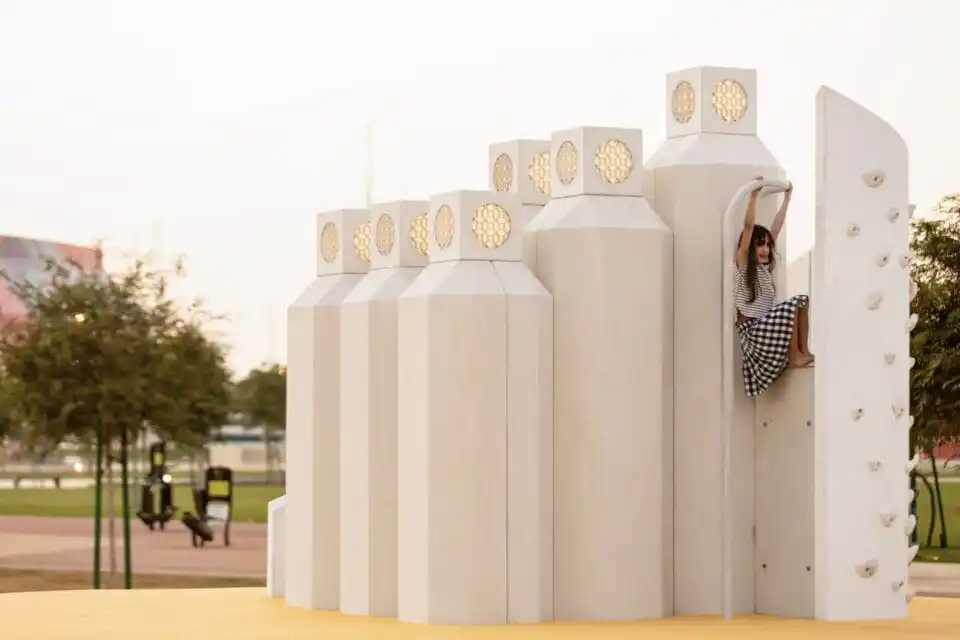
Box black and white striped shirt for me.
[733,260,776,319]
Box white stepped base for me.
[267,495,288,597]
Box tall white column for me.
[340,200,428,617]
[285,209,370,610]
[647,67,783,615]
[813,86,910,621]
[536,126,673,620]
[396,190,553,624]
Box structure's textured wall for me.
[813,86,911,621]
[754,368,815,617]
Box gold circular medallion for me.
[556,141,578,186]
[671,80,696,124]
[435,205,455,251]
[410,213,429,257]
[594,139,634,184]
[375,214,395,257]
[320,222,339,263]
[472,203,512,249]
[492,153,513,192]
[527,151,551,196]
[353,221,372,262]
[712,79,748,123]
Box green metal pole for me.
[92,432,103,589]
[121,428,133,589]
[930,451,949,548]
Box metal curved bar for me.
[720,178,790,622]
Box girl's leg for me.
[797,304,812,357]
[787,307,814,368]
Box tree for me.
[0,249,231,587]
[910,194,960,548]
[233,363,286,483]
[150,316,233,456]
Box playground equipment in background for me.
[136,441,177,530]
[181,466,234,548]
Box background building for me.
[0,233,100,324]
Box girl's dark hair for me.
[739,224,777,303]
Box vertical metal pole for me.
[721,241,734,623]
[92,432,103,589]
[121,429,133,589]
[364,120,374,208]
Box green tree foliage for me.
[233,363,286,481]
[0,250,232,451]
[149,320,233,450]
[910,195,960,447]
[910,194,960,548]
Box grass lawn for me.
[916,480,960,562]
[0,568,264,593]
[0,484,283,523]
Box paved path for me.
[1,516,959,597]
[0,516,265,578]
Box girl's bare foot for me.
[787,354,815,368]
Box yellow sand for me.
[2,588,959,640]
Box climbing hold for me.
[888,207,901,222]
[910,279,917,302]
[876,252,890,267]
[906,314,918,332]
[867,292,883,310]
[851,408,864,421]
[892,579,905,592]
[909,357,916,369]
[899,254,910,269]
[855,559,879,578]
[905,514,917,535]
[908,545,919,564]
[908,415,915,428]
[906,584,917,602]
[909,489,916,502]
[868,460,883,472]
[905,454,920,473]
[885,354,896,365]
[862,170,886,187]
[892,405,905,419]
[847,223,861,237]
[880,511,897,527]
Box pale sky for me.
[0,0,956,375]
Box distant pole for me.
[149,217,164,264]
[92,433,103,589]
[364,120,374,208]
[120,429,133,589]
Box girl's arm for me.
[736,180,763,267]
[770,182,793,239]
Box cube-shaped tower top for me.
[315,209,372,276]
[426,190,522,263]
[665,66,757,138]
[549,127,643,199]
[488,139,551,206]
[369,200,430,270]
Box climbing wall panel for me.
[813,86,911,621]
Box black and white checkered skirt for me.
[736,294,810,397]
